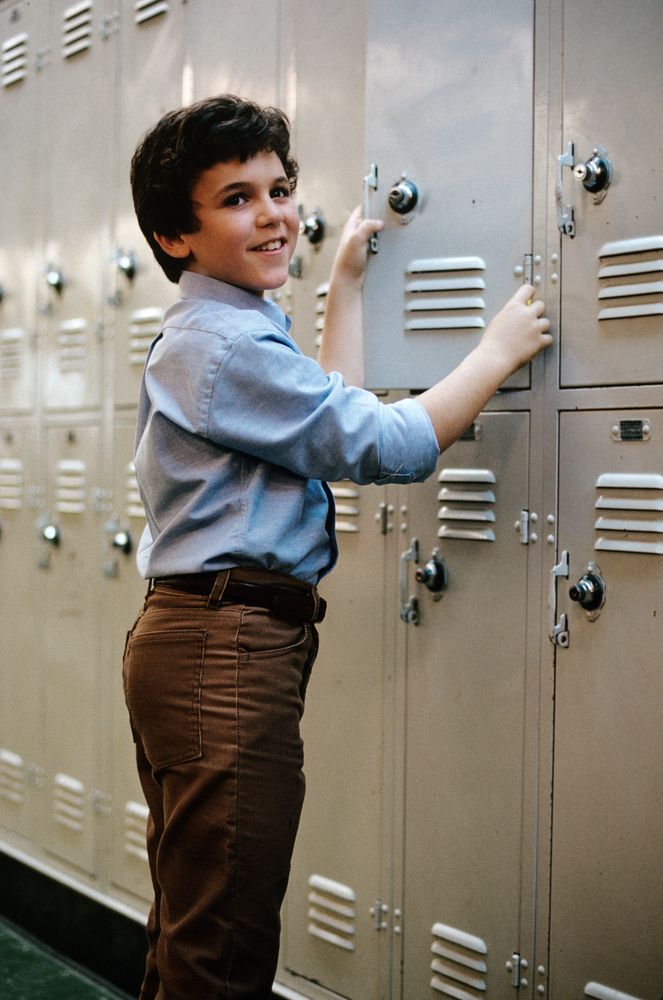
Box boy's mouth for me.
[252,238,286,252]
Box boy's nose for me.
[256,196,284,225]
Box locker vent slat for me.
[1,32,28,87]
[437,468,496,542]
[307,874,356,951]
[0,328,24,381]
[58,318,88,373]
[597,236,663,321]
[62,1,93,59]
[0,458,23,509]
[330,483,360,534]
[314,282,329,348]
[124,800,149,862]
[129,308,163,367]
[126,462,146,519]
[405,257,486,333]
[0,748,25,804]
[430,922,488,997]
[53,772,85,832]
[585,982,644,1000]
[55,459,87,513]
[135,0,170,24]
[594,472,663,556]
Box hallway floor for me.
[0,918,132,1000]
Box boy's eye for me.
[272,185,291,199]
[223,192,247,207]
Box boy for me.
[124,94,551,999]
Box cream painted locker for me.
[362,0,535,392]
[397,411,535,997]
[38,0,116,412]
[549,409,663,1000]
[109,0,183,410]
[0,421,43,843]
[40,421,105,876]
[281,477,395,1000]
[557,0,663,388]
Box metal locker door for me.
[278,0,368,361]
[0,421,42,843]
[109,0,183,409]
[397,411,534,997]
[280,479,394,1000]
[106,418,152,905]
[549,409,663,1000]
[39,1,115,412]
[0,1,45,414]
[40,422,105,876]
[558,0,663,388]
[363,0,535,391]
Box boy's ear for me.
[153,230,192,260]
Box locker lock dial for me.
[41,522,61,546]
[573,146,612,193]
[300,209,325,246]
[111,529,133,555]
[569,561,606,621]
[415,550,449,598]
[388,176,419,215]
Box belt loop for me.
[207,570,231,609]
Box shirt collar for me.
[179,271,291,332]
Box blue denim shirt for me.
[134,272,439,583]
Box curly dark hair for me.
[130,95,299,283]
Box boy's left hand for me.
[332,206,384,284]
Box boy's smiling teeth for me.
[254,238,284,251]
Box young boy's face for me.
[159,151,300,295]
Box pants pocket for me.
[123,628,207,770]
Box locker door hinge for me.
[375,499,393,535]
[505,952,529,989]
[369,898,389,931]
[514,509,539,544]
[550,549,570,647]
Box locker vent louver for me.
[1,32,28,88]
[58,318,88,373]
[55,459,87,514]
[585,982,644,1000]
[314,282,329,349]
[598,236,663,321]
[430,922,488,997]
[330,483,360,534]
[437,468,496,542]
[124,800,149,862]
[126,462,146,519]
[135,0,169,24]
[0,328,24,381]
[129,307,163,367]
[0,749,25,805]
[53,772,85,832]
[62,1,93,59]
[594,472,663,556]
[0,458,23,509]
[405,257,486,334]
[307,874,356,952]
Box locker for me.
[0,421,42,843]
[40,421,105,875]
[362,0,535,392]
[549,409,663,999]
[558,0,663,388]
[396,411,535,997]
[38,0,116,411]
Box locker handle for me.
[400,537,419,624]
[363,163,379,253]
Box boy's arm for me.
[317,207,383,387]
[415,285,552,451]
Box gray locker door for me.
[398,411,533,997]
[0,422,41,843]
[550,409,663,1000]
[363,0,534,391]
[282,481,393,1000]
[39,2,115,411]
[41,422,104,875]
[107,419,152,905]
[558,0,663,388]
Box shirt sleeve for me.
[202,325,440,485]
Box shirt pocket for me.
[123,628,207,770]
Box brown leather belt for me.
[153,572,326,625]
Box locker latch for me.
[550,549,569,647]
[505,953,529,990]
[363,162,379,253]
[400,537,419,624]
[557,142,576,237]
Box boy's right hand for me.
[330,206,384,287]
[479,284,553,376]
